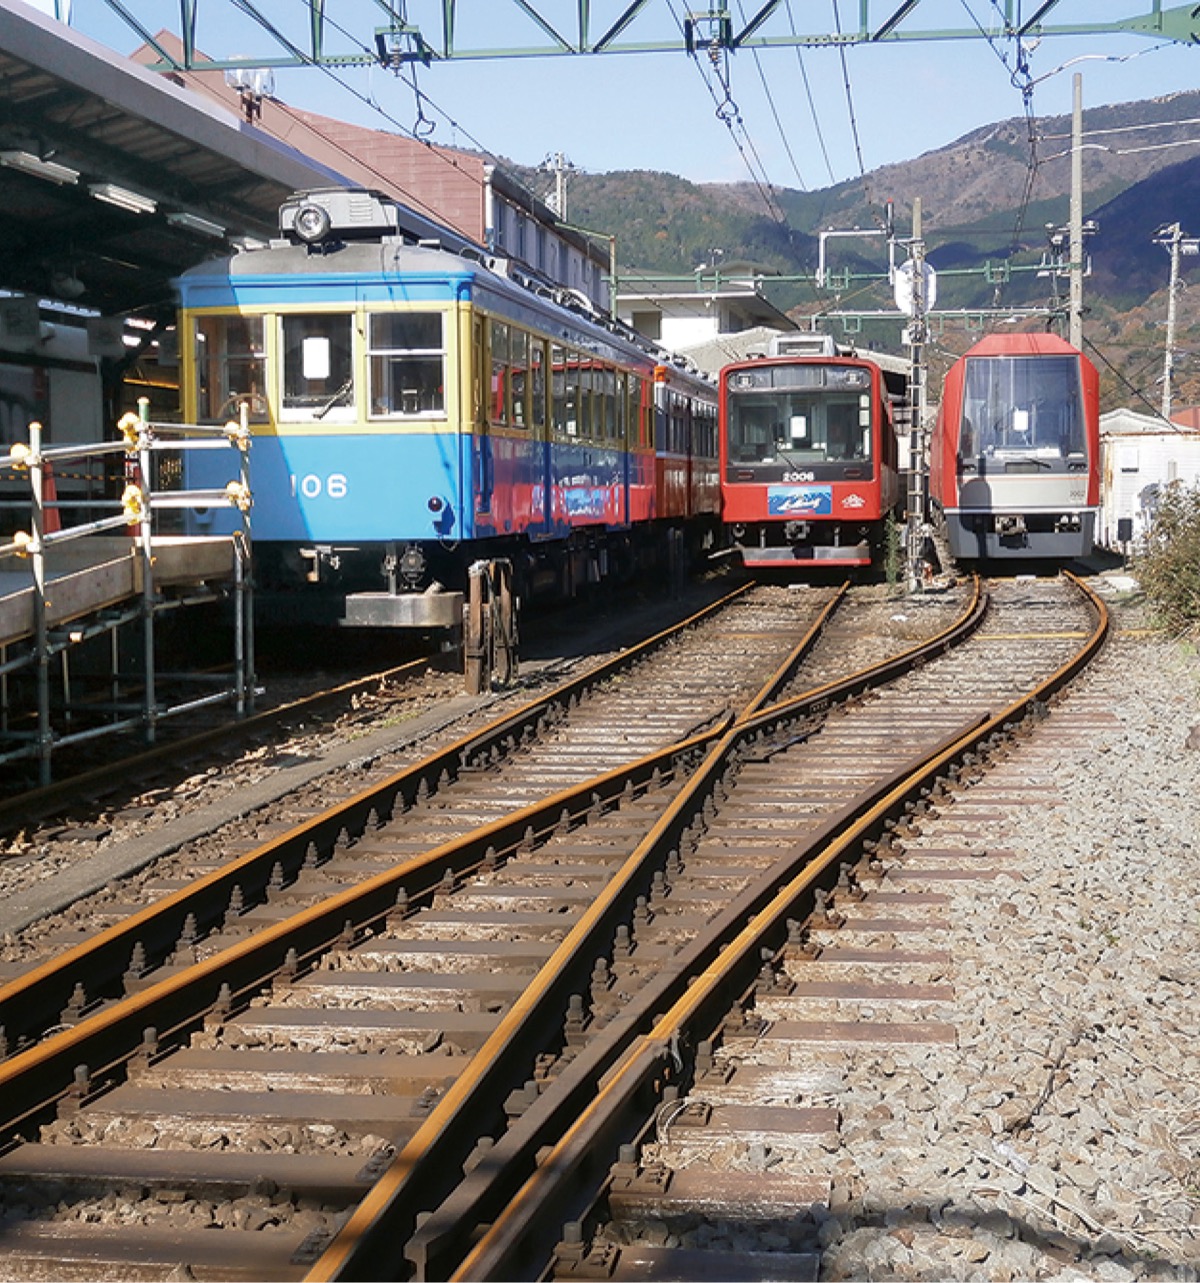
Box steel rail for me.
[451,572,1109,1282]
[0,584,755,1052]
[1,577,851,1138]
[0,581,842,1140]
[310,577,988,1281]
[0,575,978,1275]
[0,722,723,1141]
[0,655,433,828]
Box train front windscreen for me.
[959,353,1086,465]
[724,363,875,478]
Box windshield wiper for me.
[315,378,353,420]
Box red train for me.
[929,332,1099,561]
[718,344,903,568]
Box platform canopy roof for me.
[0,0,355,320]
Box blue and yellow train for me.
[175,188,718,628]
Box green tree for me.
[1135,483,1200,636]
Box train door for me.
[472,313,493,520]
[529,335,552,535]
[616,369,630,526]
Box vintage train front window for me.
[368,312,445,418]
[195,314,268,423]
[963,354,1085,459]
[281,314,354,421]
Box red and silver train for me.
[929,332,1099,561]
[718,339,904,568]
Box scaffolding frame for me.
[0,400,254,787]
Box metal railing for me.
[0,398,254,786]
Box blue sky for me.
[30,1,1200,188]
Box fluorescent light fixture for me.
[0,149,79,185]
[89,182,157,214]
[167,211,226,239]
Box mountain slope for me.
[511,90,1200,408]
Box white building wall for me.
[1098,410,1200,547]
[660,314,721,350]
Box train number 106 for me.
[291,473,349,500]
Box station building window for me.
[281,314,354,421]
[195,314,269,423]
[368,312,445,417]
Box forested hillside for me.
[511,90,1200,411]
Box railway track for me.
[0,573,1099,1281]
[441,573,1111,1283]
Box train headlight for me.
[293,203,333,244]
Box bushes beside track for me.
[1135,482,1200,636]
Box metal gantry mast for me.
[88,2,1200,72]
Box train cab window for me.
[195,314,269,423]
[367,312,445,418]
[281,314,354,421]
[725,364,872,469]
[964,354,1084,460]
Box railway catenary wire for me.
[0,577,983,1280]
[405,573,1109,1282]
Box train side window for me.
[565,354,581,437]
[510,328,530,428]
[195,314,268,423]
[551,345,568,436]
[281,314,354,421]
[367,312,445,418]
[491,321,510,424]
[600,366,618,441]
[529,339,546,431]
[577,362,593,439]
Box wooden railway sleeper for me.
[439,581,1109,1282]
[0,587,995,1262]
[396,720,994,1282]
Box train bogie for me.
[929,333,1100,562]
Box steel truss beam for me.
[87,1,1200,71]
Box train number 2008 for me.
[291,473,349,500]
[781,470,816,483]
